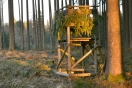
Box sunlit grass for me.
[0,50,131,88]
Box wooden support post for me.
[67,26,71,74]
[58,32,61,64]
[81,44,85,68]
[57,44,61,67]
[94,39,98,74]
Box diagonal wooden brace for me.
[57,44,70,69]
[71,44,98,70]
[60,48,76,61]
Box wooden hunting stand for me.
[56,5,105,77]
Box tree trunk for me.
[0,0,2,50]
[26,0,30,50]
[57,0,59,10]
[21,0,24,50]
[32,0,37,50]
[41,0,45,49]
[79,0,82,5]
[54,0,57,48]
[48,0,53,50]
[69,0,71,5]
[128,0,132,48]
[86,0,89,5]
[8,0,15,50]
[122,0,129,49]
[82,0,85,5]
[61,0,63,9]
[106,0,124,82]
[104,0,107,48]
[35,0,39,49]
[65,0,67,6]
[2,3,5,49]
[18,0,21,49]
[18,0,21,22]
[38,0,42,50]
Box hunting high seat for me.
[55,5,105,77]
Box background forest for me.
[0,0,132,88]
[1,20,51,50]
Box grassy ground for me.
[0,50,131,88]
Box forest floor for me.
[0,49,132,88]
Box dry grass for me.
[0,50,131,88]
[0,50,71,88]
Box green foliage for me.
[53,11,65,38]
[54,7,94,38]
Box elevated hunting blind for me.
[54,5,105,77]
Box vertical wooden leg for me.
[94,49,97,74]
[58,32,61,64]
[58,44,61,62]
[67,26,71,74]
[94,40,98,75]
[81,44,85,68]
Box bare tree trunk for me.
[21,0,24,50]
[2,3,5,49]
[72,0,74,6]
[54,0,57,48]
[102,0,107,48]
[86,0,89,5]
[82,0,85,5]
[18,0,21,22]
[57,0,59,10]
[26,0,30,50]
[18,0,21,49]
[128,0,132,48]
[123,0,129,49]
[106,0,124,82]
[38,0,42,50]
[102,0,105,47]
[48,0,53,50]
[0,0,2,50]
[65,0,67,6]
[32,0,37,50]
[104,0,107,48]
[61,0,63,9]
[79,0,82,5]
[69,0,72,5]
[41,0,45,49]
[8,0,15,50]
[35,0,39,49]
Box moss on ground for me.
[108,73,125,83]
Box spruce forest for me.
[0,0,132,88]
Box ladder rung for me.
[71,43,81,46]
[69,73,91,77]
